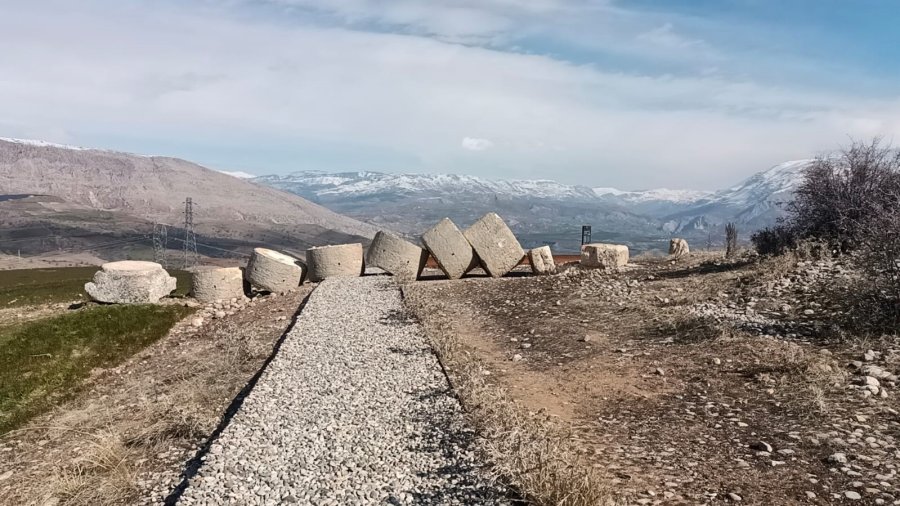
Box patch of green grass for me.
[0,304,194,434]
[0,267,192,308]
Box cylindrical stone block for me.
[84,260,177,304]
[366,231,428,281]
[190,266,247,302]
[528,246,557,275]
[245,248,305,293]
[306,243,364,282]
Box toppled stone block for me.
[421,218,480,280]
[85,261,177,304]
[528,246,557,275]
[669,238,690,257]
[464,213,524,278]
[307,243,364,282]
[190,266,247,303]
[581,243,629,269]
[366,231,428,281]
[245,248,305,293]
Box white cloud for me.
[0,0,898,189]
[461,137,494,151]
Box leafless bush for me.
[725,222,738,258]
[751,224,798,256]
[790,138,900,252]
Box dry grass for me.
[411,297,619,506]
[0,289,311,505]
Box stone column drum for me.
[245,248,305,293]
[190,266,247,302]
[84,261,177,304]
[365,231,429,281]
[421,218,480,280]
[580,243,629,269]
[669,238,690,257]
[463,213,525,278]
[528,246,557,275]
[306,243,364,282]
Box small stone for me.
[215,311,227,319]
[712,357,722,365]
[191,317,204,328]
[750,441,773,453]
[511,354,523,362]
[828,452,848,464]
[844,491,861,500]
[727,492,742,502]
[805,491,816,499]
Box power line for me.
[153,223,169,268]
[181,197,199,269]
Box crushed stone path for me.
[175,276,509,505]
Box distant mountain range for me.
[253,160,813,252]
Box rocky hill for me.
[0,138,378,259]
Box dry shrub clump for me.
[425,317,618,506]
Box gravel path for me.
[175,276,509,505]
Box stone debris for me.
[189,266,247,303]
[365,231,429,281]
[669,238,690,257]
[463,213,525,278]
[84,261,176,304]
[306,243,365,282]
[421,218,480,280]
[528,246,557,275]
[175,277,510,505]
[245,248,305,293]
[580,243,629,270]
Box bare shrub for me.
[751,224,797,256]
[725,222,738,258]
[790,138,900,252]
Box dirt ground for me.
[0,286,313,505]
[405,255,900,505]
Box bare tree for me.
[725,222,738,258]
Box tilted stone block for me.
[528,246,557,275]
[669,238,690,257]
[463,213,524,278]
[307,243,364,282]
[246,248,305,293]
[580,243,629,269]
[190,266,247,302]
[366,231,428,281]
[85,260,177,304]
[421,218,480,280]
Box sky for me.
[1,0,899,190]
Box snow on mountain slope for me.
[259,170,712,205]
[663,159,815,231]
[218,170,257,179]
[595,187,712,204]
[0,137,93,151]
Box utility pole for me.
[182,197,199,269]
[153,223,168,268]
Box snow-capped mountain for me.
[256,171,600,201]
[662,159,814,232]
[593,187,712,204]
[251,161,815,252]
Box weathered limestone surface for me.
[84,261,176,304]
[463,213,524,278]
[190,266,247,302]
[421,218,480,280]
[580,243,629,269]
[245,248,305,293]
[366,231,428,281]
[669,238,690,257]
[528,246,556,275]
[307,243,364,282]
